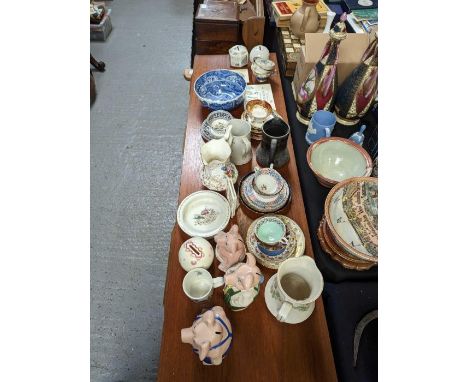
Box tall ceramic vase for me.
[296,14,348,125]
[334,36,378,126]
[290,0,320,39]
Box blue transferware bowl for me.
[194,70,247,111]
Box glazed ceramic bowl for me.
[307,137,373,188]
[194,70,247,110]
[324,177,378,263]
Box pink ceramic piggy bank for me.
[181,306,233,365]
[224,253,262,290]
[214,224,246,272]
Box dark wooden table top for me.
[157,54,337,382]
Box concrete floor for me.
[90,1,192,381]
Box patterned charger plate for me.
[246,214,305,269]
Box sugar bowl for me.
[252,57,276,83]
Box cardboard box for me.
[292,33,371,98]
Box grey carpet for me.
[90,1,192,381]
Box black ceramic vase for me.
[256,117,290,168]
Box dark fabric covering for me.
[323,281,378,382]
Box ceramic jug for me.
[181,306,233,365]
[290,0,320,39]
[227,119,252,166]
[256,117,290,168]
[200,126,232,165]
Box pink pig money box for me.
[214,224,246,272]
[181,306,233,365]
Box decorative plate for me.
[324,177,378,263]
[177,191,231,239]
[194,70,246,111]
[240,172,290,213]
[201,110,233,141]
[201,161,238,192]
[246,214,305,269]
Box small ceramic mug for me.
[183,268,224,302]
[267,257,324,323]
[305,110,336,145]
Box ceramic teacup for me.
[266,257,324,324]
[305,110,336,145]
[253,166,284,196]
[255,216,287,246]
[182,268,224,302]
[245,100,273,125]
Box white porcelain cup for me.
[182,268,224,302]
[271,257,323,323]
[249,45,270,63]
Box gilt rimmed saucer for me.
[201,162,238,192]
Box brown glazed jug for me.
[290,0,320,38]
[256,117,290,168]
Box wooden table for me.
[157,54,337,382]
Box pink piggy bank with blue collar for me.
[181,306,233,365]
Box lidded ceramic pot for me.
[178,237,215,271]
[249,45,270,63]
[229,45,248,68]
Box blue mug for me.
[305,110,336,145]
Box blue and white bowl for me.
[194,70,246,111]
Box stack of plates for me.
[238,172,291,215]
[317,177,378,270]
[246,214,305,269]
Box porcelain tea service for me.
[242,100,274,141]
[239,166,290,214]
[265,256,324,324]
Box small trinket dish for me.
[177,190,231,239]
[201,161,238,192]
[178,237,214,271]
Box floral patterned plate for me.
[201,161,238,192]
[177,191,230,239]
[246,214,305,269]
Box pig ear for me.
[214,233,221,242]
[204,310,215,325]
[231,225,239,234]
[246,252,256,267]
[199,341,210,362]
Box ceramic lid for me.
[229,45,248,56]
[178,237,214,271]
[253,57,276,72]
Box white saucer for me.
[264,274,315,324]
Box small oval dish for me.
[307,137,373,188]
[194,70,247,111]
[177,190,231,239]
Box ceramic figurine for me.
[181,306,233,365]
[296,13,348,125]
[214,224,246,271]
[223,253,263,311]
[334,37,378,126]
[291,0,320,38]
[349,125,367,146]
